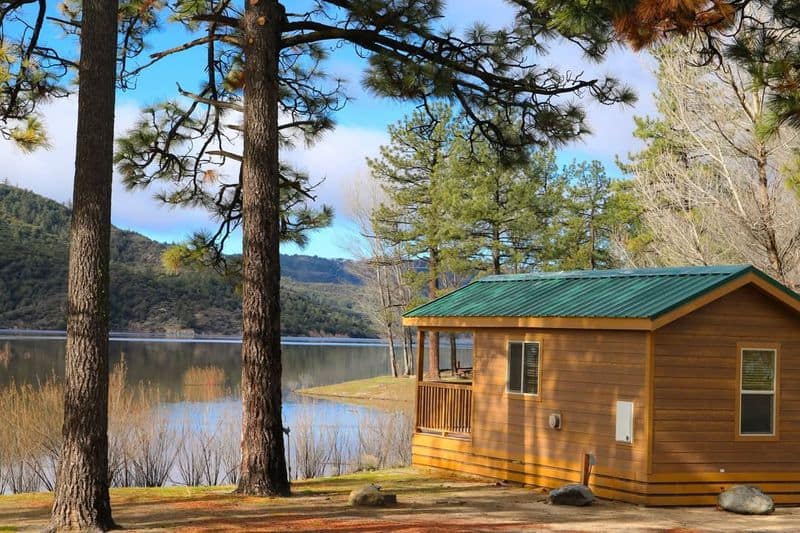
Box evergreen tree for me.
[2,2,160,528]
[555,161,636,270]
[114,0,635,495]
[48,2,120,527]
[446,141,567,274]
[370,104,469,377]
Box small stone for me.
[718,485,774,515]
[548,484,594,506]
[348,484,396,507]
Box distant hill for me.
[0,182,375,337]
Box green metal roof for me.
[404,265,800,319]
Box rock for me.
[718,485,774,515]
[548,484,594,506]
[348,484,397,507]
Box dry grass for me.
[0,358,177,493]
[182,366,228,402]
[3,467,800,532]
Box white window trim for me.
[506,341,541,397]
[739,347,777,437]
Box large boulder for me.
[348,484,397,507]
[549,484,594,506]
[718,485,774,515]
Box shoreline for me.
[0,329,386,346]
[296,376,416,406]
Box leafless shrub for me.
[324,423,349,477]
[291,404,329,480]
[107,359,176,488]
[355,409,413,470]
[218,413,241,485]
[173,411,229,487]
[129,411,176,488]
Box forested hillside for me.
[0,183,374,337]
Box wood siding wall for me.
[650,284,800,503]
[413,328,650,502]
[412,284,800,505]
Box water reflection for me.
[0,336,394,399]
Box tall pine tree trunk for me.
[449,333,457,374]
[401,327,412,376]
[236,0,290,496]
[427,249,440,379]
[387,325,398,377]
[49,0,118,529]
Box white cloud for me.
[0,96,215,244]
[0,96,390,252]
[282,126,389,217]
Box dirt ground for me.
[2,468,800,532]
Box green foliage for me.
[370,104,471,301]
[552,162,639,270]
[370,106,641,311]
[0,183,375,337]
[444,138,568,274]
[0,0,163,149]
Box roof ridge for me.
[480,265,751,282]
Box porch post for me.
[414,329,425,432]
[416,329,425,381]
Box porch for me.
[414,329,473,438]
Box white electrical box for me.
[616,401,634,443]
[548,413,562,429]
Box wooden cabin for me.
[402,265,800,506]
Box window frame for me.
[506,340,542,399]
[736,343,780,441]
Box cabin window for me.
[739,348,777,436]
[507,341,540,395]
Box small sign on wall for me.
[616,400,634,443]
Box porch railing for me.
[416,381,472,436]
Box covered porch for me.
[413,329,474,439]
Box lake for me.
[0,333,470,490]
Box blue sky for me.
[2,1,656,259]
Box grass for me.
[0,467,474,531]
[295,376,416,405]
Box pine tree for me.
[555,161,633,270]
[116,0,635,495]
[370,104,469,377]
[2,2,161,528]
[48,3,120,525]
[445,141,567,274]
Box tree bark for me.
[755,148,784,281]
[387,325,398,377]
[401,327,412,376]
[427,248,440,379]
[449,333,457,374]
[236,0,290,496]
[49,0,118,530]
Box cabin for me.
[402,265,800,506]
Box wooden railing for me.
[416,381,472,436]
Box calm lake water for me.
[0,333,408,436]
[0,333,472,488]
